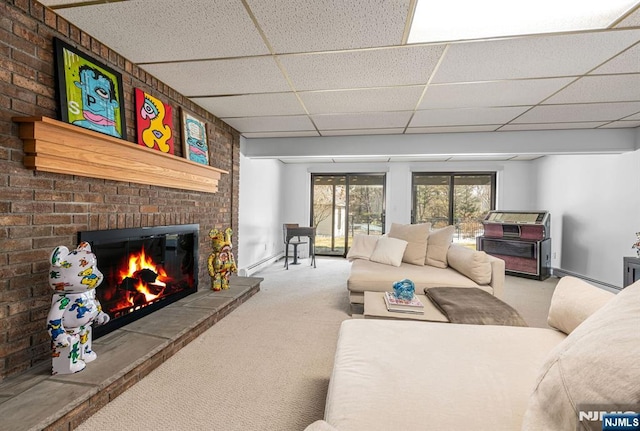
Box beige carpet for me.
[76,257,557,431]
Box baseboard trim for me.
[239,252,283,276]
[552,267,621,291]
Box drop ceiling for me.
[40,0,640,162]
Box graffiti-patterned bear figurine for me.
[47,242,110,375]
[207,227,237,291]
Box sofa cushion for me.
[325,319,566,431]
[546,276,615,335]
[388,222,430,266]
[425,225,454,268]
[522,280,640,431]
[369,236,408,267]
[446,244,492,285]
[346,234,379,262]
[348,259,484,295]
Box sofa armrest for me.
[486,254,505,299]
[304,420,339,431]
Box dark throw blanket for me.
[425,287,528,327]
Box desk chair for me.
[283,223,307,270]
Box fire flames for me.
[118,248,169,304]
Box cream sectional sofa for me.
[347,223,506,307]
[306,276,640,431]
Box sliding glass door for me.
[412,172,495,246]
[312,173,386,256]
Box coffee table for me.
[363,291,449,322]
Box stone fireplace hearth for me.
[0,277,261,431]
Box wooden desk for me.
[284,226,316,269]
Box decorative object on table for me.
[384,291,424,314]
[53,37,126,139]
[392,278,415,300]
[208,227,237,291]
[134,88,174,154]
[632,232,640,257]
[181,108,209,165]
[47,242,110,375]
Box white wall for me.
[237,149,286,275]
[239,131,640,286]
[534,150,640,286]
[280,160,536,232]
[238,157,536,271]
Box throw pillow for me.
[522,281,640,431]
[547,276,615,335]
[369,236,408,267]
[388,222,431,266]
[346,234,379,261]
[425,225,454,268]
[446,245,492,285]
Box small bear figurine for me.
[207,227,238,291]
[47,242,110,375]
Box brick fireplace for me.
[0,0,240,382]
[78,224,200,338]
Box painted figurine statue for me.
[47,242,110,375]
[208,227,237,291]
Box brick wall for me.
[0,0,240,381]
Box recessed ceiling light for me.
[408,0,640,44]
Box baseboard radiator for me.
[552,267,621,292]
[239,252,284,277]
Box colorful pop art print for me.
[181,109,209,165]
[134,88,174,154]
[53,38,126,139]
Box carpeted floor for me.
[75,257,557,431]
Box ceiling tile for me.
[279,45,446,91]
[499,122,608,131]
[599,120,640,128]
[545,74,640,104]
[244,131,320,138]
[590,43,640,74]
[614,7,640,27]
[51,0,269,63]
[312,111,412,130]
[431,30,640,83]
[406,125,500,133]
[192,93,305,118]
[321,128,406,136]
[246,0,411,53]
[141,57,290,96]
[410,107,528,127]
[242,130,320,138]
[420,78,574,109]
[624,112,640,120]
[222,115,315,133]
[300,86,424,114]
[512,102,640,123]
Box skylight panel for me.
[408,0,640,43]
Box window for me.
[412,172,496,245]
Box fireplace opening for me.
[78,224,199,338]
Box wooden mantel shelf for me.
[13,116,227,193]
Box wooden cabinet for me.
[623,257,640,288]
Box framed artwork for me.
[181,108,209,165]
[134,88,174,154]
[53,37,126,139]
